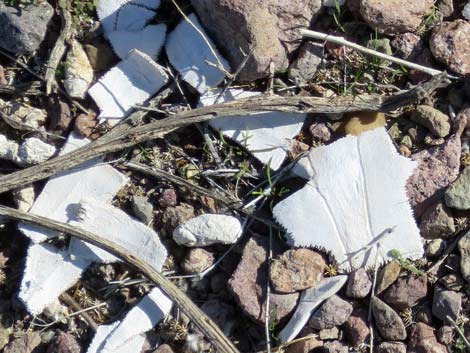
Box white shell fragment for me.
[279,275,348,343]
[166,13,230,94]
[86,322,146,353]
[12,184,35,212]
[173,214,242,247]
[97,0,161,34]
[98,288,172,353]
[18,132,128,243]
[0,99,47,130]
[0,134,56,166]
[69,199,167,271]
[64,40,94,99]
[274,128,424,271]
[107,24,166,60]
[200,89,306,170]
[19,243,91,315]
[88,49,168,125]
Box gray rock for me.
[426,239,445,258]
[309,295,353,330]
[436,325,454,345]
[288,42,324,86]
[181,248,214,274]
[420,201,455,239]
[411,106,451,138]
[322,340,348,353]
[463,2,470,20]
[432,287,461,323]
[346,268,372,298]
[445,166,470,210]
[376,341,406,353]
[415,305,433,325]
[190,0,323,81]
[376,260,401,294]
[131,195,153,224]
[371,296,407,341]
[0,3,53,54]
[173,214,242,247]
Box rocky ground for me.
[0,0,469,353]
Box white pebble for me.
[64,40,94,99]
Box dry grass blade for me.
[0,205,241,353]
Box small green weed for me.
[388,249,425,276]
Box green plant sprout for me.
[388,249,425,276]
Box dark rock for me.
[47,331,81,353]
[270,249,325,293]
[84,39,117,72]
[309,295,353,330]
[383,275,428,310]
[420,201,455,239]
[432,287,461,323]
[415,305,433,325]
[371,296,406,341]
[407,323,447,353]
[47,97,72,133]
[131,195,154,224]
[228,235,298,324]
[0,3,54,54]
[445,166,470,210]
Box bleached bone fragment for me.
[279,275,348,343]
[0,135,55,166]
[69,199,167,271]
[12,184,35,212]
[64,40,94,99]
[173,214,242,247]
[99,288,172,353]
[0,99,47,130]
[200,89,306,170]
[166,13,230,94]
[106,24,166,60]
[97,0,161,34]
[274,128,424,271]
[19,243,91,315]
[18,132,128,243]
[86,322,146,353]
[88,50,168,125]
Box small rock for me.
[322,340,348,353]
[270,249,325,293]
[4,332,41,353]
[391,33,426,60]
[376,341,406,353]
[0,2,54,54]
[445,166,470,210]
[2,100,47,130]
[12,184,34,212]
[342,309,369,346]
[47,331,81,353]
[131,195,154,224]
[161,203,195,232]
[439,273,464,291]
[17,137,56,166]
[285,328,323,353]
[463,2,470,20]
[310,121,332,143]
[407,323,447,353]
[371,296,407,341]
[47,96,72,133]
[411,106,451,138]
[154,344,174,353]
[346,268,371,298]
[426,239,445,258]
[190,0,323,81]
[407,125,463,216]
[318,327,339,340]
[309,295,353,330]
[159,188,177,208]
[437,0,455,18]
[288,42,324,86]
[376,260,401,294]
[84,39,117,72]
[419,201,455,239]
[64,40,94,99]
[415,305,433,325]
[181,248,214,274]
[436,325,454,345]
[173,214,242,247]
[74,113,97,138]
[43,300,69,322]
[228,235,299,325]
[360,0,434,35]
[432,287,461,323]
[342,111,386,136]
[430,20,470,75]
[383,275,428,310]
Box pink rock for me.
[406,123,463,216]
[430,20,470,75]
[360,0,434,35]
[190,0,323,81]
[342,309,370,346]
[383,275,428,310]
[407,323,447,353]
[47,332,81,353]
[228,235,299,324]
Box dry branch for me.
[0,73,449,195]
[0,205,240,353]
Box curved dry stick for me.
[0,205,240,353]
[0,73,449,195]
